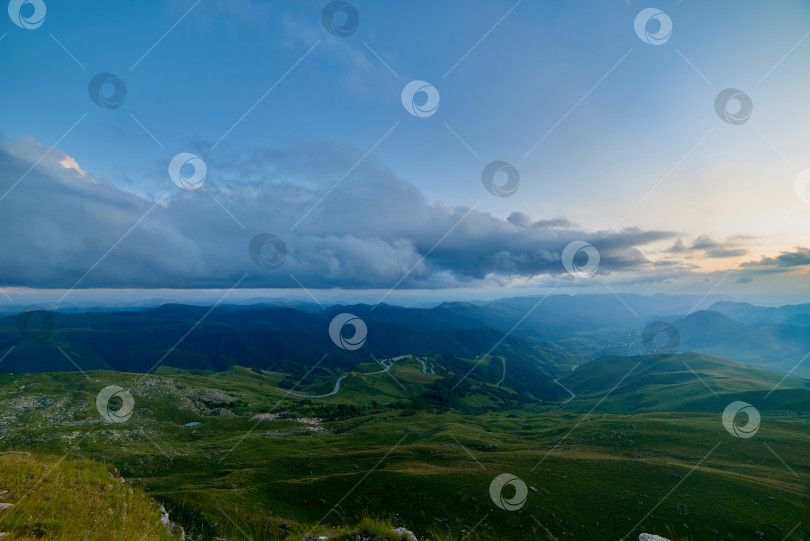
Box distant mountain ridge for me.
[666,308,810,377]
[5,294,810,380]
[708,300,810,323]
[0,303,573,400]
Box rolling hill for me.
[559,351,810,413]
[0,347,807,540]
[659,310,810,377]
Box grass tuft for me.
[0,452,179,541]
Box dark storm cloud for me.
[704,247,748,258]
[0,138,680,290]
[740,247,810,270]
[665,235,748,259]
[690,235,722,250]
[665,238,688,253]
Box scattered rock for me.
[391,527,418,541]
[251,412,280,421]
[159,505,184,537]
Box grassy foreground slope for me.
[0,452,180,540]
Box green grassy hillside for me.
[560,352,810,413]
[0,452,180,540]
[0,354,808,540]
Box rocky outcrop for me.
[159,504,185,538]
[391,527,418,540]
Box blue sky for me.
[2,0,810,304]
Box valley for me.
[0,345,808,540]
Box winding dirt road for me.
[553,378,576,404]
[278,355,423,398]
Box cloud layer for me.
[6,136,807,294]
[0,137,696,291]
[741,247,810,271]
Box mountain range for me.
[5,294,810,379]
